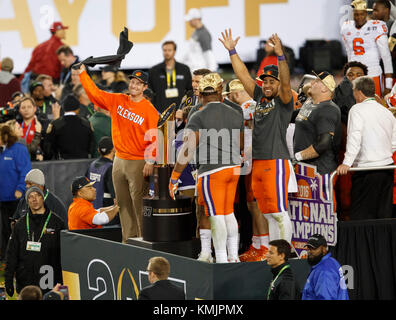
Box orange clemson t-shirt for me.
[80,71,159,161]
[68,197,102,230]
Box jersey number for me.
[353,38,365,55]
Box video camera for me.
[0,104,19,123]
[0,91,24,123]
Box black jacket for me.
[5,207,66,296]
[148,61,192,113]
[12,188,67,224]
[267,263,301,300]
[138,279,186,300]
[43,114,95,160]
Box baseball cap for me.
[304,234,327,249]
[223,79,245,95]
[63,94,80,112]
[312,70,336,93]
[128,70,148,84]
[25,186,45,202]
[351,0,373,11]
[50,21,69,33]
[101,65,118,73]
[257,64,280,82]
[25,169,45,186]
[29,81,43,94]
[185,8,202,21]
[198,73,223,93]
[1,57,13,72]
[98,136,113,155]
[71,176,95,195]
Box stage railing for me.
[328,165,396,203]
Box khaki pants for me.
[113,156,148,242]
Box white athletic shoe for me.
[197,252,214,263]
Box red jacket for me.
[24,35,64,80]
[0,71,21,106]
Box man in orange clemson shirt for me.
[78,64,159,242]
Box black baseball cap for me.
[128,70,148,84]
[98,136,113,155]
[71,176,95,195]
[304,234,327,249]
[257,64,279,81]
[29,81,44,94]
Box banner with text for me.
[289,163,338,259]
[0,0,347,74]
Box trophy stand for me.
[142,104,193,242]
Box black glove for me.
[5,282,14,297]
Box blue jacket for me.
[0,142,32,202]
[302,253,349,300]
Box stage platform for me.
[61,227,310,300]
[61,218,396,300]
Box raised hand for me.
[268,33,284,57]
[34,116,42,133]
[52,101,61,120]
[219,28,240,51]
[78,63,86,74]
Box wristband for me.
[277,55,286,61]
[229,48,237,56]
[146,159,155,165]
[295,152,303,161]
[170,171,181,182]
[385,77,393,89]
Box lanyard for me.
[166,69,176,88]
[63,70,71,85]
[88,105,95,115]
[42,102,46,114]
[266,264,290,300]
[26,210,52,243]
[22,120,34,141]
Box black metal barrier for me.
[331,218,396,300]
[61,229,311,300]
[32,159,93,209]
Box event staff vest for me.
[88,159,113,209]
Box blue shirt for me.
[0,142,31,202]
[302,252,349,300]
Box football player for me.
[341,0,393,96]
